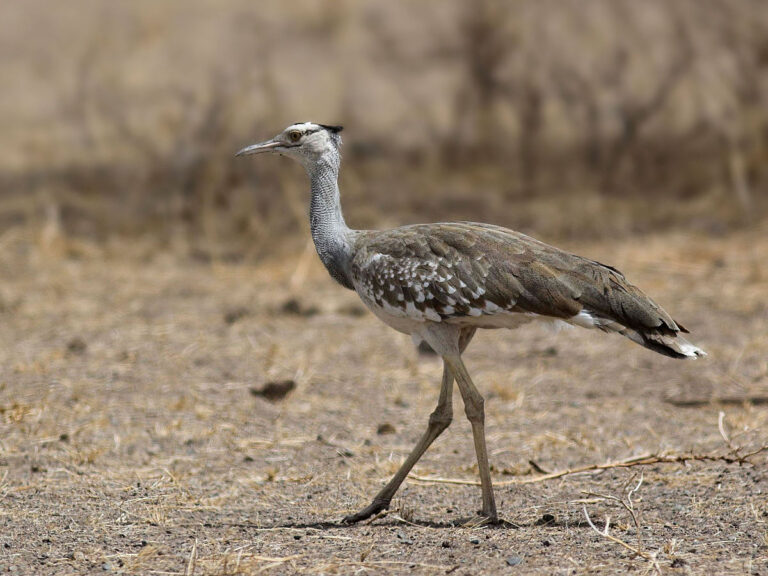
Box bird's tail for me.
[618,327,706,359]
[585,313,706,359]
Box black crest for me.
[319,124,344,134]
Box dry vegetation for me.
[1,225,768,575]
[2,1,768,574]
[2,0,768,256]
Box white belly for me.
[357,292,425,336]
[355,287,567,338]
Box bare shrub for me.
[1,0,766,255]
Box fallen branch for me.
[408,445,768,487]
[664,396,768,407]
[301,560,456,574]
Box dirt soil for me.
[1,227,767,575]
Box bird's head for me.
[236,122,343,170]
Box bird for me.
[236,122,705,524]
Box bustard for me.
[237,122,705,524]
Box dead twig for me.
[583,506,661,575]
[583,472,645,550]
[582,470,662,573]
[528,459,551,474]
[718,411,736,451]
[0,470,8,500]
[184,539,197,576]
[408,444,768,487]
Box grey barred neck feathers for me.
[307,147,355,290]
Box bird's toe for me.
[342,499,390,524]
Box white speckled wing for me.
[350,224,519,324]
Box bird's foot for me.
[342,498,390,524]
[454,509,512,528]
[456,514,495,528]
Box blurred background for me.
[3,4,768,570]
[2,0,767,260]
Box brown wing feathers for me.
[479,227,698,356]
[352,222,702,358]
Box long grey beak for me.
[235,139,283,157]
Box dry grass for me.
[3,3,767,573]
[1,223,767,574]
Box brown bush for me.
[1,0,767,258]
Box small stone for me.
[470,538,480,545]
[250,380,296,402]
[66,337,87,355]
[506,556,523,566]
[535,513,556,525]
[377,423,396,435]
[396,530,413,545]
[102,562,113,571]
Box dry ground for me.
[1,226,767,575]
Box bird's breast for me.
[355,289,426,335]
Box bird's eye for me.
[288,130,302,143]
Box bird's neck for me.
[306,152,355,289]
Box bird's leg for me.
[342,364,454,524]
[443,354,498,522]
